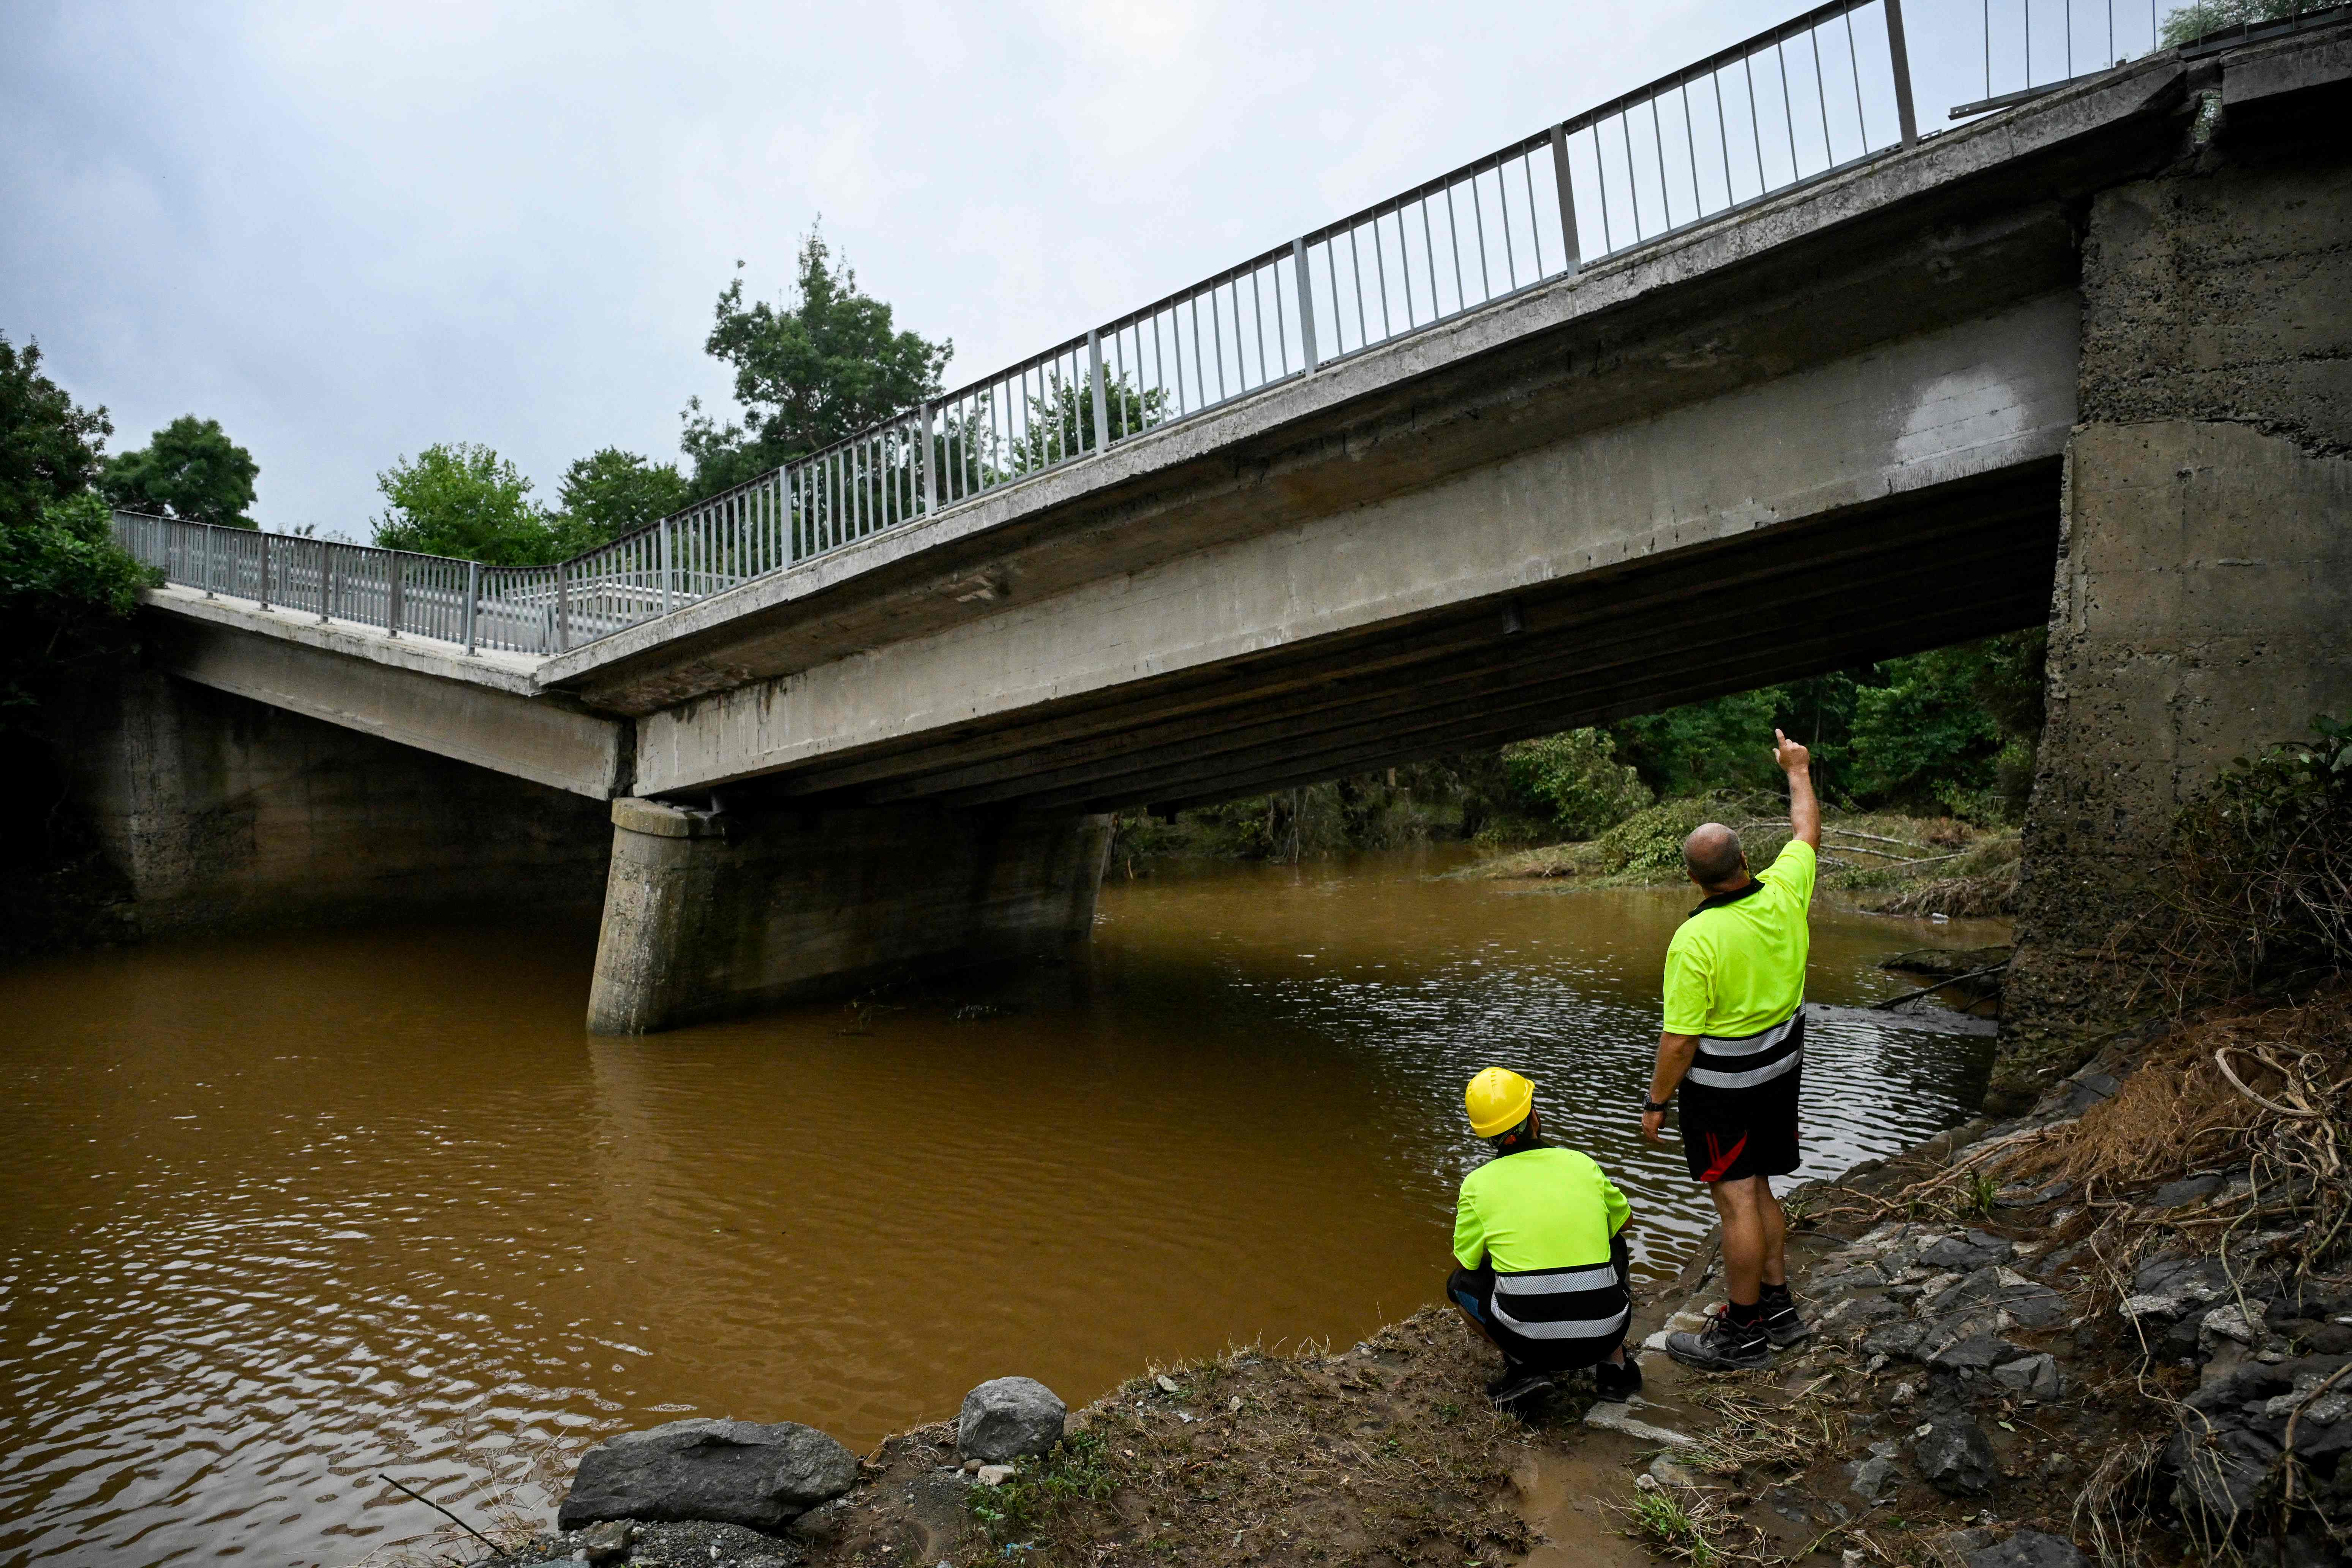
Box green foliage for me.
[966,1430,1119,1542]
[554,447,689,552]
[2170,715,2352,987]
[0,345,153,858]
[370,442,565,565]
[1607,688,1782,800]
[2162,0,2308,45]
[1839,631,2046,822]
[99,414,258,528]
[1595,797,1721,878]
[0,334,111,533]
[680,226,952,498]
[1006,374,1171,474]
[1503,728,1652,838]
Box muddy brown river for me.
[0,850,2006,1565]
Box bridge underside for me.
[739,463,2060,816]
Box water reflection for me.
[0,848,2002,1565]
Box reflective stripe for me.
[1494,1264,1620,1296]
[1492,1299,1631,1340]
[1686,1045,1804,1091]
[1694,1010,1801,1059]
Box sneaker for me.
[1759,1294,1811,1349]
[1591,1355,1643,1403]
[1486,1364,1555,1414]
[1663,1305,1772,1371]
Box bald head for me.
[1683,822,1747,888]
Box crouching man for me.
[1448,1067,1642,1412]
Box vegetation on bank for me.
[1109,630,2049,906]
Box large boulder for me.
[557,1418,857,1531]
[957,1377,1067,1463]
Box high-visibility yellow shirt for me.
[1660,839,1817,1037]
[1452,1145,1631,1272]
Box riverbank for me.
[1452,807,2021,922]
[434,983,2346,1568]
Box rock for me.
[1848,1454,1896,1499]
[975,1464,1016,1486]
[2061,1072,2119,1115]
[2151,1173,2224,1209]
[1963,1529,2087,1568]
[2200,1302,2258,1350]
[1154,1374,1180,1394]
[957,1377,1067,1463]
[1648,1455,1701,1488]
[1928,1333,2021,1373]
[622,1520,801,1568]
[1864,1320,1929,1361]
[2124,1255,2230,1322]
[786,1497,851,1543]
[1892,1380,1919,1405]
[580,1520,633,1563]
[556,1418,855,1531]
[1920,1230,2014,1272]
[1992,1353,2065,1399]
[1912,1418,1998,1496]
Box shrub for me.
[1502,728,1652,839]
[2169,716,2352,989]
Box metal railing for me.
[1952,0,2341,117]
[119,0,2055,662]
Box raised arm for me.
[1774,729,1819,850]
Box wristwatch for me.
[1642,1097,1671,1114]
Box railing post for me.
[557,561,572,653]
[1086,329,1111,453]
[1292,237,1320,374]
[915,406,934,517]
[1549,124,1583,276]
[257,531,272,611]
[1885,0,1919,147]
[203,524,216,598]
[387,554,403,637]
[463,560,480,654]
[320,542,335,624]
[659,516,673,615]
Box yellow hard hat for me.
[1465,1067,1535,1138]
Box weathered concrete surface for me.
[586,798,1111,1033]
[66,669,612,936]
[2000,62,2352,1106]
[144,588,631,799]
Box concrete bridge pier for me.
[1997,89,2352,1108]
[585,798,1113,1034]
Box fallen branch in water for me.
[1870,960,2010,1010]
[378,1475,499,1554]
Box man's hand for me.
[1775,729,1821,849]
[1641,1108,1665,1143]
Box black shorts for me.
[1677,1012,1804,1184]
[1447,1236,1631,1373]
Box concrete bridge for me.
[86,10,2351,1068]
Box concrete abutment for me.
[1998,125,2352,1108]
[62,667,614,936]
[584,798,1112,1034]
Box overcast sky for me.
[3,1,2063,533]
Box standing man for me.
[1641,730,1820,1370]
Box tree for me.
[2162,0,2307,45]
[0,341,149,882]
[100,415,258,528]
[0,334,111,533]
[1503,729,1654,838]
[680,226,953,498]
[1005,375,1171,476]
[370,442,562,566]
[554,447,689,553]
